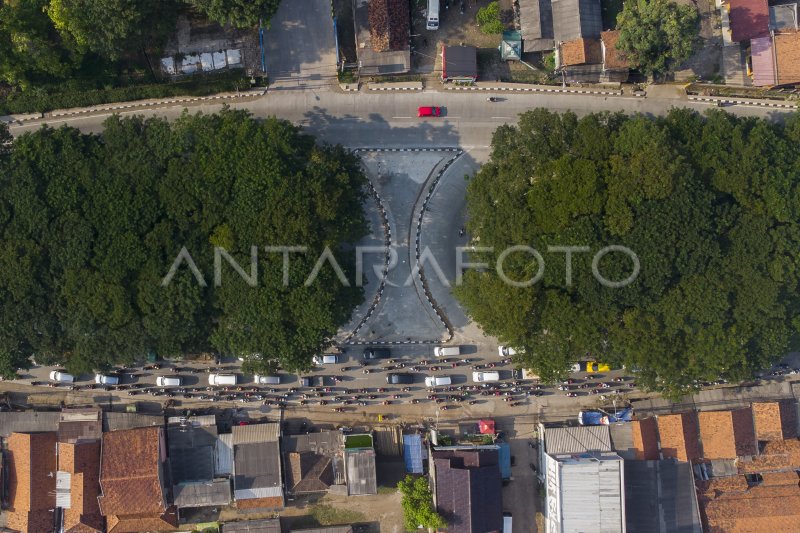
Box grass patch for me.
[601,0,624,30]
[312,504,366,526]
[345,434,373,448]
[338,70,357,84]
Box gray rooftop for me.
[771,3,798,31]
[174,479,232,508]
[0,411,59,438]
[223,518,281,533]
[103,412,164,432]
[168,423,219,483]
[283,430,343,454]
[519,0,554,41]
[234,441,282,491]
[552,0,603,41]
[232,423,279,444]
[291,528,354,533]
[543,425,612,455]
[609,423,635,460]
[345,448,377,495]
[625,460,703,533]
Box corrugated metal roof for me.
[232,423,279,444]
[223,518,281,533]
[234,487,283,499]
[102,412,163,432]
[751,36,776,87]
[55,470,72,508]
[174,479,232,508]
[497,442,512,480]
[625,460,702,533]
[403,434,424,474]
[233,441,282,495]
[0,412,60,437]
[544,425,611,454]
[290,528,354,533]
[552,0,602,41]
[519,0,554,40]
[345,449,377,495]
[609,423,635,460]
[167,414,217,427]
[283,431,343,454]
[216,433,234,476]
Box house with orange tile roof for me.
[630,418,660,460]
[59,441,104,533]
[752,401,798,442]
[656,412,702,462]
[98,426,177,533]
[697,409,757,460]
[5,432,58,533]
[774,31,800,85]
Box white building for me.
[544,451,625,533]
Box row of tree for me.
[0,0,282,89]
[0,110,367,377]
[456,108,800,397]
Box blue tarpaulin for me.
[403,434,424,473]
[497,441,511,479]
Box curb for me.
[688,95,797,109]
[445,85,621,96]
[368,86,424,91]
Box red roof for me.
[478,420,496,434]
[728,0,770,42]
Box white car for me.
[95,374,120,385]
[156,376,182,387]
[312,354,338,365]
[254,374,281,385]
[498,346,518,357]
[425,375,452,387]
[570,363,582,373]
[472,371,500,383]
[49,371,74,383]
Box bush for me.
[476,1,504,34]
[0,72,251,115]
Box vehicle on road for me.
[503,512,512,533]
[254,374,281,385]
[426,0,440,30]
[498,346,517,357]
[94,374,120,385]
[418,106,442,117]
[363,348,391,360]
[425,375,452,387]
[156,376,182,387]
[472,371,500,383]
[386,373,414,385]
[434,346,460,357]
[313,354,339,365]
[208,373,238,386]
[49,371,74,383]
[586,362,611,373]
[570,363,582,373]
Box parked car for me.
[386,373,414,385]
[472,371,500,383]
[312,354,338,365]
[586,362,611,373]
[498,346,518,357]
[299,376,313,387]
[363,348,391,360]
[254,374,281,385]
[49,371,74,383]
[208,373,238,386]
[156,376,182,387]
[434,346,460,357]
[95,374,120,385]
[417,106,442,117]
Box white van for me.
[50,371,74,383]
[427,0,440,30]
[95,374,120,385]
[208,373,238,386]
[434,346,460,358]
[503,512,512,533]
[472,371,500,383]
[156,376,182,387]
[254,374,281,385]
[312,354,338,365]
[425,375,452,387]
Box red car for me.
[418,106,442,117]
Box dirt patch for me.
[672,0,723,82]
[282,491,404,533]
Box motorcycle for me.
[487,97,498,102]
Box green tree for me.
[615,0,699,75]
[185,0,282,28]
[47,0,146,59]
[476,1,504,34]
[397,475,447,531]
[0,110,366,376]
[457,108,800,397]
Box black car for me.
[386,373,414,385]
[363,348,391,360]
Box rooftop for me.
[698,409,757,459]
[752,401,798,441]
[442,45,478,81]
[223,518,281,533]
[559,38,602,66]
[775,31,800,85]
[58,408,103,443]
[345,447,377,496]
[542,425,612,455]
[6,432,58,533]
[353,0,410,75]
[518,0,555,50]
[367,0,409,52]
[173,479,232,509]
[750,36,777,86]
[601,30,629,70]
[167,421,218,484]
[433,450,503,533]
[552,0,602,41]
[0,411,59,438]
[624,459,702,533]
[728,0,770,42]
[59,441,104,533]
[631,418,660,460]
[657,412,701,462]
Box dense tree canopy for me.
[397,475,446,531]
[456,108,800,397]
[185,0,282,28]
[616,0,699,75]
[0,109,366,377]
